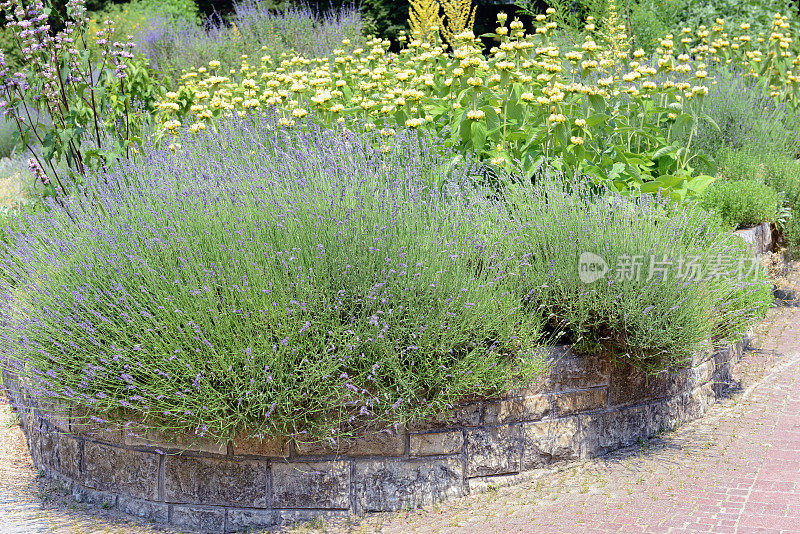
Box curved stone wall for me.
[5,339,747,533]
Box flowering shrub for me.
[0,115,550,443]
[0,112,773,442]
[0,0,158,195]
[508,177,773,371]
[153,3,798,198]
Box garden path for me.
[343,306,800,534]
[0,306,798,534]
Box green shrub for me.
[700,179,778,230]
[507,178,771,373]
[0,119,550,443]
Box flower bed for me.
[5,337,748,532]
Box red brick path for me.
[348,308,800,534]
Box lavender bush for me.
[0,114,550,444]
[507,177,772,372]
[137,1,364,85]
[0,112,771,443]
[692,66,800,164]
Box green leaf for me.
[471,121,487,151]
[584,113,609,127]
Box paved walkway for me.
[345,307,800,534]
[0,307,798,533]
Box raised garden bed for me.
[4,338,748,533]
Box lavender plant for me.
[692,66,800,163]
[136,1,364,86]
[0,0,158,197]
[507,176,772,372]
[0,114,550,444]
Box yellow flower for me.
[548,113,566,124]
[570,136,584,145]
[467,109,485,120]
[292,108,308,118]
[574,118,586,127]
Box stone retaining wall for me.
[5,339,748,533]
[734,222,773,256]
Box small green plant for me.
[700,179,778,230]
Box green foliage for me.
[700,179,778,230]
[668,0,800,38]
[0,115,20,159]
[515,0,609,33]
[628,0,686,53]
[3,125,551,442]
[508,178,772,372]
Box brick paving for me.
[339,307,800,534]
[0,307,798,533]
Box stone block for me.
[232,434,288,457]
[649,396,686,434]
[689,361,715,388]
[608,363,686,407]
[410,431,464,457]
[465,424,520,477]
[685,382,716,421]
[227,509,277,532]
[271,460,350,509]
[276,510,350,526]
[581,405,651,456]
[37,399,70,433]
[295,429,405,457]
[482,398,524,425]
[78,426,126,446]
[548,346,610,390]
[71,484,116,508]
[57,432,81,480]
[552,388,607,416]
[164,455,267,507]
[690,345,714,366]
[521,394,552,421]
[36,426,60,471]
[83,442,160,500]
[354,457,463,512]
[117,495,169,523]
[733,221,772,255]
[124,426,227,455]
[170,505,226,532]
[412,402,482,430]
[522,417,581,469]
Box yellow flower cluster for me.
[155,4,799,164]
